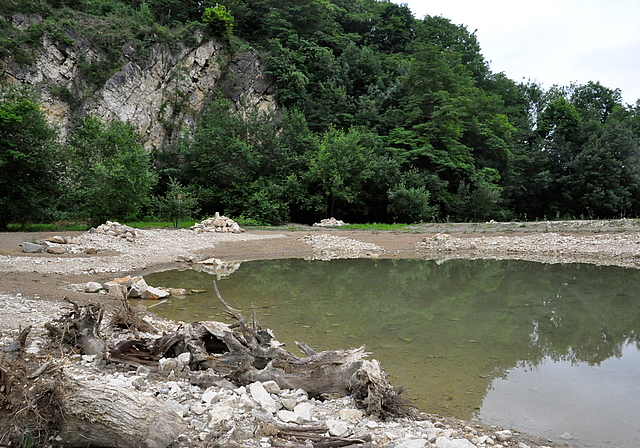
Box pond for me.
[141,258,640,448]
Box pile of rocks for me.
[62,347,544,448]
[65,274,186,299]
[20,234,85,254]
[190,213,244,233]
[313,217,348,227]
[300,234,383,260]
[93,221,139,241]
[193,258,242,279]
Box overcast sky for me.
[395,0,640,105]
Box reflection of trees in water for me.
[157,258,640,365]
[147,258,640,416]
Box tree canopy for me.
[2,0,640,225]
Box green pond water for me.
[141,258,640,448]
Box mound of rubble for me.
[190,212,244,233]
[300,234,383,260]
[313,217,349,227]
[93,221,139,241]
[20,234,86,255]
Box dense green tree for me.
[64,116,157,225]
[153,177,200,227]
[305,126,389,219]
[177,99,314,223]
[0,84,62,229]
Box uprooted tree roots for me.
[0,286,414,447]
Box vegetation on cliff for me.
[2,0,640,228]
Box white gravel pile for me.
[416,232,640,268]
[0,229,285,275]
[299,234,384,260]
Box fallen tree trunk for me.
[1,324,185,448]
[59,377,186,448]
[2,284,412,447]
[107,282,413,418]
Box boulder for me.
[85,282,103,293]
[21,242,45,253]
[140,286,169,300]
[128,276,149,298]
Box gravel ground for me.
[4,219,640,448]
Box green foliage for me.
[387,183,435,223]
[153,178,200,227]
[4,0,640,225]
[176,98,312,223]
[64,116,157,225]
[0,84,62,230]
[202,5,234,37]
[306,126,389,218]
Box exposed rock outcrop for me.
[1,18,275,150]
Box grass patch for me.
[122,220,197,229]
[5,222,90,232]
[339,223,412,231]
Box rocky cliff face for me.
[1,14,276,150]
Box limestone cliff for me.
[1,14,276,150]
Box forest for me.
[2,0,640,228]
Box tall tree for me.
[0,84,62,229]
[65,116,157,225]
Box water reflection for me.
[142,259,640,447]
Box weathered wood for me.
[45,298,106,356]
[59,377,186,448]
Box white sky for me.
[395,0,640,105]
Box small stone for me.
[140,286,170,300]
[293,402,313,421]
[281,397,297,410]
[495,430,512,442]
[84,282,103,293]
[164,399,187,418]
[250,382,277,413]
[434,437,476,448]
[202,389,219,404]
[127,276,149,298]
[366,421,379,429]
[517,442,531,448]
[262,380,281,395]
[476,435,495,445]
[191,403,207,415]
[177,352,191,366]
[136,365,150,376]
[425,428,438,442]
[208,405,234,427]
[397,440,427,448]
[559,432,573,440]
[158,357,179,373]
[327,419,350,437]
[107,378,127,388]
[339,409,362,421]
[277,410,303,424]
[46,235,66,244]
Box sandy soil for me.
[3,218,640,302]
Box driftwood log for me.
[108,282,412,418]
[2,284,412,447]
[59,378,186,448]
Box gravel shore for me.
[4,219,640,448]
